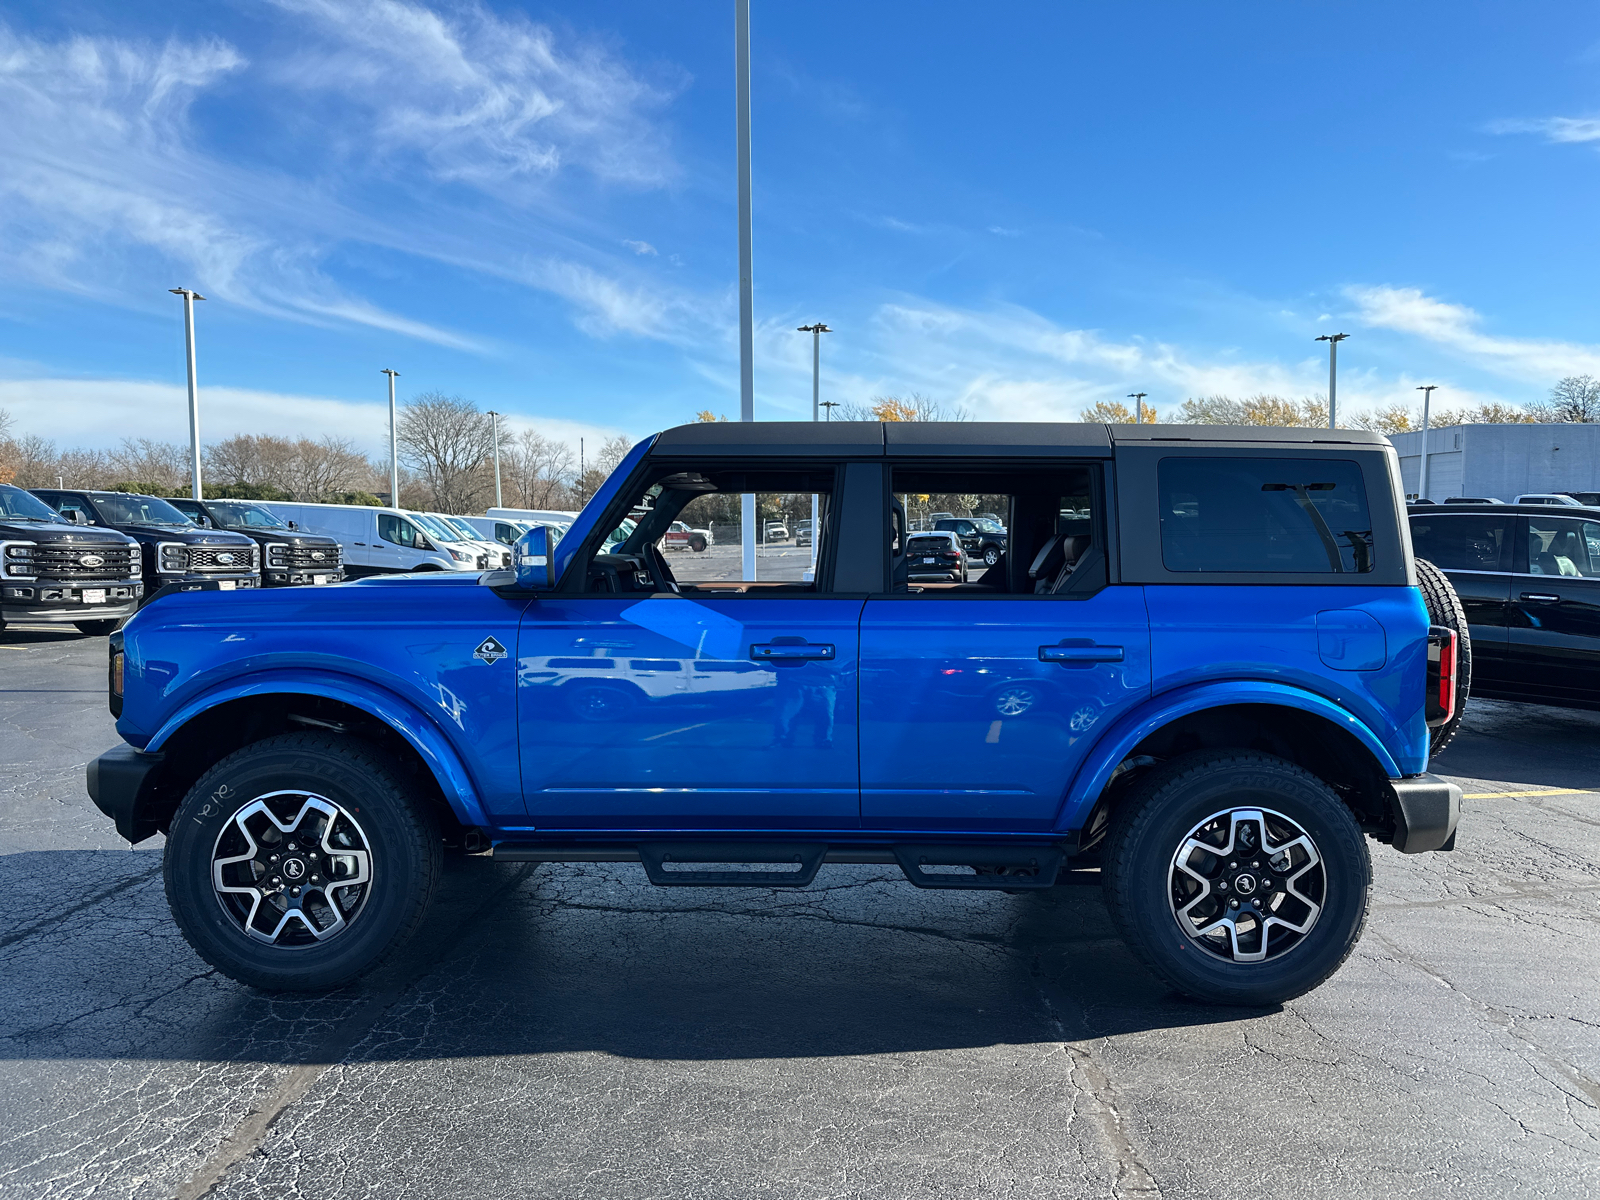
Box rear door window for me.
[1158,458,1373,573]
[1409,514,1510,572]
[1528,519,1600,578]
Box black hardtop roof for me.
[650,421,1392,458]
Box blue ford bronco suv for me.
[87,422,1467,1005]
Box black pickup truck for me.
[31,489,259,598]
[0,483,143,635]
[166,498,344,588]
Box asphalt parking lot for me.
[2,627,1598,1200]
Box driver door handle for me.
[750,642,835,661]
[1521,592,1561,603]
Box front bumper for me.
[1389,773,1462,853]
[262,569,345,587]
[2,580,142,622]
[86,744,168,844]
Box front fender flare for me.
[144,669,491,828]
[1054,681,1402,832]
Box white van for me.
[487,506,579,527]
[426,512,510,569]
[258,502,480,577]
[461,515,537,549]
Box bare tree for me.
[1348,401,1536,432]
[1177,394,1328,427]
[0,408,12,441]
[1532,376,1600,423]
[504,428,575,509]
[839,393,969,422]
[570,435,634,507]
[108,438,188,489]
[397,392,494,513]
[284,437,368,502]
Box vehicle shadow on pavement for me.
[0,853,1251,1069]
[0,628,93,646]
[1434,697,1600,790]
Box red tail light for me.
[1425,626,1457,728]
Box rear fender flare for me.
[143,670,490,828]
[1055,681,1402,832]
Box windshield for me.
[410,514,463,543]
[94,493,193,526]
[440,516,482,542]
[205,501,288,529]
[0,484,66,523]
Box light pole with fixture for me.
[381,368,400,505]
[735,0,757,581]
[820,401,839,421]
[487,410,503,509]
[1417,385,1439,502]
[169,288,206,500]
[1127,392,1148,424]
[1316,333,1349,429]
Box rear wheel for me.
[1103,749,1370,1005]
[75,620,118,636]
[1414,557,1471,755]
[163,733,441,992]
[565,682,639,722]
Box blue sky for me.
[3,0,1600,458]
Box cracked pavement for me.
[2,628,1598,1199]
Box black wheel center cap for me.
[1234,873,1257,895]
[282,857,307,881]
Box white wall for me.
[1388,423,1600,502]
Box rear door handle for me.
[750,641,835,661]
[1040,643,1124,666]
[1521,592,1561,603]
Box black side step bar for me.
[893,844,1065,890]
[637,842,828,887]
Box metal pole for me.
[488,410,503,509]
[382,368,400,505]
[1417,385,1438,501]
[736,0,757,582]
[1127,392,1147,424]
[170,288,205,500]
[1317,333,1348,429]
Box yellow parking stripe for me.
[1461,788,1589,799]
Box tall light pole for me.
[169,288,206,500]
[381,368,400,505]
[797,323,832,420]
[735,0,757,581]
[1316,333,1349,429]
[1127,392,1148,424]
[487,410,503,510]
[1417,385,1439,502]
[820,401,839,422]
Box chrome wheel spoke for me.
[209,790,374,948]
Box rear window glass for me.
[1409,515,1508,572]
[907,536,955,553]
[1159,458,1374,574]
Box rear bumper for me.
[86,744,168,844]
[1389,773,1462,853]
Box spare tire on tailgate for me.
[1415,557,1471,755]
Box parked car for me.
[1560,491,1600,507]
[459,515,544,550]
[427,512,507,568]
[257,502,480,576]
[1513,493,1583,506]
[0,483,142,635]
[663,520,712,552]
[89,421,1463,1007]
[31,488,258,600]
[934,516,1008,567]
[1410,501,1600,711]
[166,498,344,588]
[794,518,815,547]
[762,520,790,543]
[905,530,967,582]
[1443,497,1503,505]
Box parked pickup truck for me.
[86,422,1466,1005]
[0,483,143,635]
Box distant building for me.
[1386,422,1600,502]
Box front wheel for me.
[690,535,707,552]
[1103,750,1370,1005]
[163,733,442,992]
[982,546,1000,567]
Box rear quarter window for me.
[1159,457,1374,574]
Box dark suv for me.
[0,483,142,635]
[31,489,259,598]
[1410,501,1600,709]
[166,498,343,588]
[934,516,1007,567]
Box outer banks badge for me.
[473,636,508,664]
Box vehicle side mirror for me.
[287,521,298,531]
[63,509,82,524]
[514,525,554,590]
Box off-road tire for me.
[1414,557,1471,755]
[75,620,119,636]
[1103,749,1371,1006]
[690,535,707,552]
[164,733,442,992]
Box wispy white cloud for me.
[1347,285,1600,380]
[620,239,658,256]
[1487,115,1600,144]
